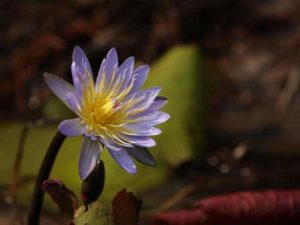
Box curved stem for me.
[27,131,66,225]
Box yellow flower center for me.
[76,71,144,146]
[80,89,124,136]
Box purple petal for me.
[127,86,161,102]
[71,62,84,99]
[125,146,156,166]
[122,135,156,147]
[58,118,84,136]
[95,58,106,90]
[44,73,75,111]
[151,97,168,111]
[117,57,135,93]
[72,46,93,78]
[72,46,94,100]
[104,48,118,88]
[124,124,162,136]
[66,92,81,114]
[124,87,161,116]
[107,59,134,96]
[128,96,168,118]
[108,148,136,174]
[79,137,101,180]
[100,137,123,151]
[129,65,149,94]
[118,57,134,77]
[144,111,170,125]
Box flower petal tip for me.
[43,72,56,84]
[109,47,117,53]
[109,148,137,174]
[73,45,83,54]
[163,112,171,122]
[107,47,118,59]
[43,72,50,79]
[128,164,137,174]
[58,118,83,136]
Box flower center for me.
[79,86,125,137]
[91,96,116,124]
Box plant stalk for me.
[27,131,66,225]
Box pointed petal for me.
[128,96,168,118]
[71,62,84,99]
[123,124,162,136]
[144,111,170,125]
[125,146,156,166]
[117,57,135,93]
[72,46,94,98]
[118,57,134,77]
[104,48,118,88]
[108,148,136,174]
[151,97,168,111]
[44,73,75,110]
[129,65,149,94]
[95,58,106,90]
[123,87,161,115]
[121,135,156,147]
[58,118,84,136]
[79,137,101,180]
[72,46,93,78]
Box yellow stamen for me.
[78,71,138,141]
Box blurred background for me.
[1,0,300,224]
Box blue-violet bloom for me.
[44,46,169,180]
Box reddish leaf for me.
[42,179,78,218]
[196,190,300,225]
[152,209,206,225]
[152,190,300,225]
[112,189,143,225]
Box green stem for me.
[27,131,66,225]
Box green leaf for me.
[145,45,206,165]
[73,201,114,225]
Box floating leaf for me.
[146,45,206,165]
[42,178,78,218]
[112,189,143,225]
[73,201,113,225]
[152,210,206,225]
[196,190,300,225]
[152,190,300,225]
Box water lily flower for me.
[44,46,169,180]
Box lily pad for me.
[73,201,113,225]
[145,45,206,165]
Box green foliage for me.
[73,201,113,225]
[146,45,206,165]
